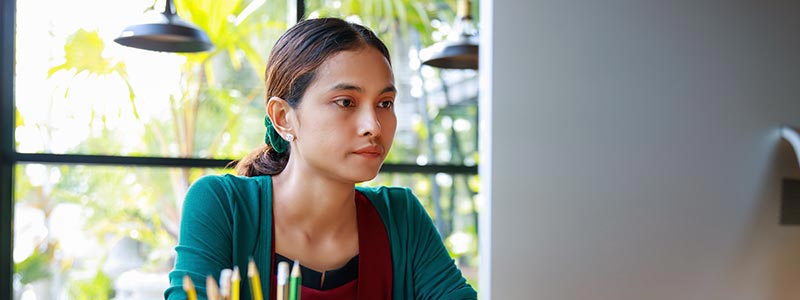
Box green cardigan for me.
[164,174,477,300]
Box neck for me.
[271,164,357,237]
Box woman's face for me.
[290,46,396,183]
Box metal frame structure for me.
[0,1,477,298]
[1,0,18,297]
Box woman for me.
[164,17,477,300]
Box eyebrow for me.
[331,83,397,94]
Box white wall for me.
[479,1,800,299]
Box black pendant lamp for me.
[421,0,479,70]
[114,0,213,53]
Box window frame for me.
[0,1,478,298]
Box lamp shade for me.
[114,0,212,53]
[421,37,478,70]
[421,0,478,70]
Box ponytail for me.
[233,144,289,176]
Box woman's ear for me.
[266,96,295,134]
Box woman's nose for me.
[358,110,382,137]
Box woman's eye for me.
[378,100,394,109]
[335,98,354,107]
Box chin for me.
[351,172,380,183]
[347,167,381,183]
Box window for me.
[2,0,479,298]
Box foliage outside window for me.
[11,0,480,298]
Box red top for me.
[269,191,393,300]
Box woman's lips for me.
[353,145,383,157]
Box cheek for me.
[299,114,341,141]
[382,113,398,138]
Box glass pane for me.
[14,0,288,159]
[12,0,481,296]
[13,165,478,298]
[13,164,230,299]
[14,0,480,165]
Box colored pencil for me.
[231,266,241,300]
[277,261,290,300]
[183,274,198,300]
[248,258,264,300]
[289,260,301,300]
[207,274,221,300]
[219,268,232,300]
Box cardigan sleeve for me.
[164,175,235,300]
[404,189,478,300]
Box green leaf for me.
[15,108,24,127]
[48,29,112,77]
[14,247,52,284]
[68,270,113,300]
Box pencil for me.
[248,258,264,300]
[183,274,198,300]
[277,261,290,300]
[207,274,221,300]
[288,260,301,300]
[231,266,241,300]
[219,268,232,300]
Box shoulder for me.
[356,185,416,207]
[188,174,269,195]
[185,174,271,210]
[356,185,413,200]
[190,173,268,188]
[356,185,429,224]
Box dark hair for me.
[234,17,391,177]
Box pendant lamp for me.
[421,0,479,70]
[114,0,213,53]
